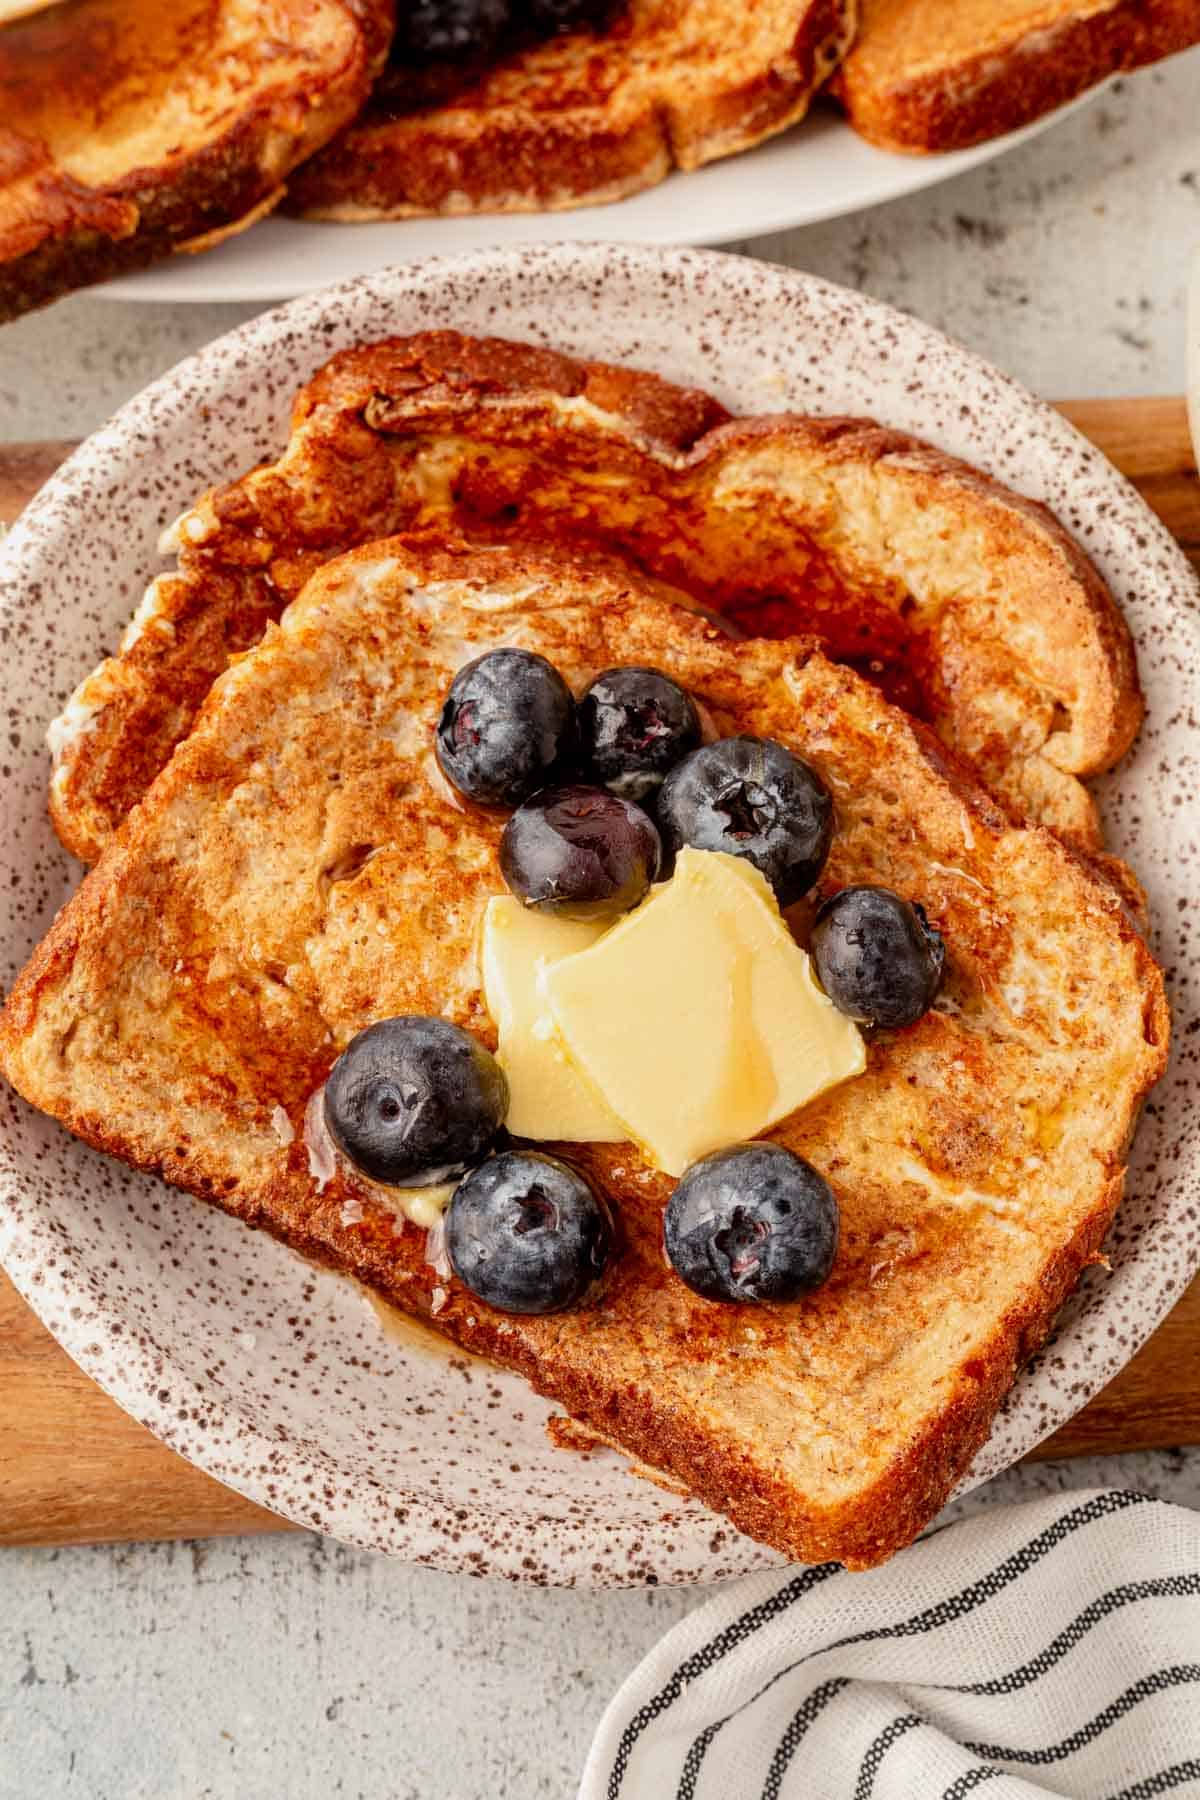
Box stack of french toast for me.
[0,331,1168,1567]
[3,0,1199,318]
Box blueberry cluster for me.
[398,0,617,66]
[436,648,837,919]
[323,1010,842,1310]
[321,651,947,1317]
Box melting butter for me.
[544,849,865,1176]
[386,1182,457,1229]
[480,897,626,1143]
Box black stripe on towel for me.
[953,1575,1200,1696]
[762,1679,852,1800]
[965,1665,1200,1765]
[606,1562,840,1798]
[659,1491,1153,1798]
[853,1714,924,1800]
[675,1720,719,1799]
[941,1766,1007,1798]
[1105,1759,1200,1800]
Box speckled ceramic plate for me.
[2,245,1198,1586]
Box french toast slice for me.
[285,0,855,219]
[49,332,1140,866]
[3,537,1167,1568]
[0,0,393,322]
[835,0,1200,154]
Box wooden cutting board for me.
[1,398,1198,1550]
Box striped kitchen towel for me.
[579,1489,1200,1800]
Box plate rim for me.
[2,242,1198,1583]
[97,94,1104,307]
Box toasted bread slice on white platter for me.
[0,0,392,321]
[287,0,856,219]
[835,0,1200,154]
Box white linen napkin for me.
[579,1489,1200,1800]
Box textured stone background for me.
[1,46,1198,1800]
[3,51,1198,439]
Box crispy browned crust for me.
[286,0,856,218]
[835,0,1200,154]
[300,329,734,445]
[51,330,1141,866]
[3,540,1169,1567]
[507,1171,1125,1567]
[0,1030,1131,1567]
[0,0,393,322]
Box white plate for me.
[103,99,1097,306]
[2,244,1198,1587]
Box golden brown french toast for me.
[0,0,393,321]
[836,0,1200,154]
[1,538,1167,1567]
[49,332,1140,866]
[286,0,856,219]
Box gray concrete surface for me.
[1,44,1198,1800]
[3,1456,1200,1800]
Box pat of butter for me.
[481,898,626,1143]
[545,848,865,1176]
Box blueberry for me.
[500,783,661,919]
[664,1144,839,1304]
[656,736,833,906]
[523,0,616,32]
[324,1017,507,1187]
[399,0,510,60]
[436,649,575,808]
[811,886,945,1029]
[446,1150,613,1314]
[577,666,701,804]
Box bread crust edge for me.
[835,0,1200,154]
